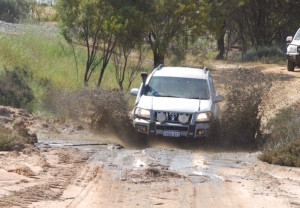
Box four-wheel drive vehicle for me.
[130,65,224,138]
[286,28,300,71]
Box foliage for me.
[113,44,144,91]
[56,0,118,88]
[145,0,203,67]
[0,132,19,151]
[264,106,300,150]
[199,0,246,59]
[200,0,300,59]
[259,140,300,167]
[259,104,300,167]
[0,31,145,112]
[110,0,149,90]
[0,0,34,23]
[0,67,34,110]
[31,4,57,22]
[242,46,285,62]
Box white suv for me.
[286,28,300,71]
[130,65,224,138]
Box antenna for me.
[203,67,208,74]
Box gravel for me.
[0,20,58,35]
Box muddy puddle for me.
[37,131,257,186]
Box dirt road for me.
[0,62,300,208]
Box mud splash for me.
[208,68,273,148]
[44,67,287,150]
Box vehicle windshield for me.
[294,30,300,40]
[144,76,210,99]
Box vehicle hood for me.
[291,40,300,46]
[137,96,211,113]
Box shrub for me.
[242,46,284,62]
[0,66,34,110]
[264,106,300,149]
[259,140,300,167]
[0,133,20,151]
[0,0,33,23]
[259,104,300,167]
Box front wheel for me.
[287,60,295,71]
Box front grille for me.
[156,125,188,131]
[154,111,192,123]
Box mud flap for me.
[149,122,156,135]
[188,125,195,138]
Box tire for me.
[287,60,295,71]
[136,132,148,148]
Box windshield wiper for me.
[153,94,179,98]
[188,97,209,100]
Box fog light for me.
[197,129,204,136]
[178,114,189,124]
[157,112,166,122]
[137,125,148,133]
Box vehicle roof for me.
[152,67,209,79]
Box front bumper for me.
[133,117,211,138]
[287,53,300,66]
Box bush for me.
[0,133,20,151]
[242,46,284,62]
[0,66,34,110]
[259,140,300,167]
[264,106,300,149]
[259,104,300,167]
[0,0,33,23]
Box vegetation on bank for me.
[260,104,300,167]
[0,32,139,112]
[259,140,300,167]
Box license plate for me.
[163,131,181,137]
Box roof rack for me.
[156,64,163,70]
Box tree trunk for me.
[216,35,225,60]
[84,65,89,86]
[153,51,164,68]
[97,68,105,88]
[216,22,226,60]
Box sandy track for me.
[1,142,299,208]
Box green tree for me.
[145,0,202,67]
[110,0,149,90]
[0,0,34,23]
[200,0,246,59]
[56,0,117,87]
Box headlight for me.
[196,112,212,122]
[135,107,150,119]
[287,45,298,53]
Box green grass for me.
[0,30,146,112]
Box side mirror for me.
[130,88,139,96]
[286,36,293,43]
[214,94,224,103]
